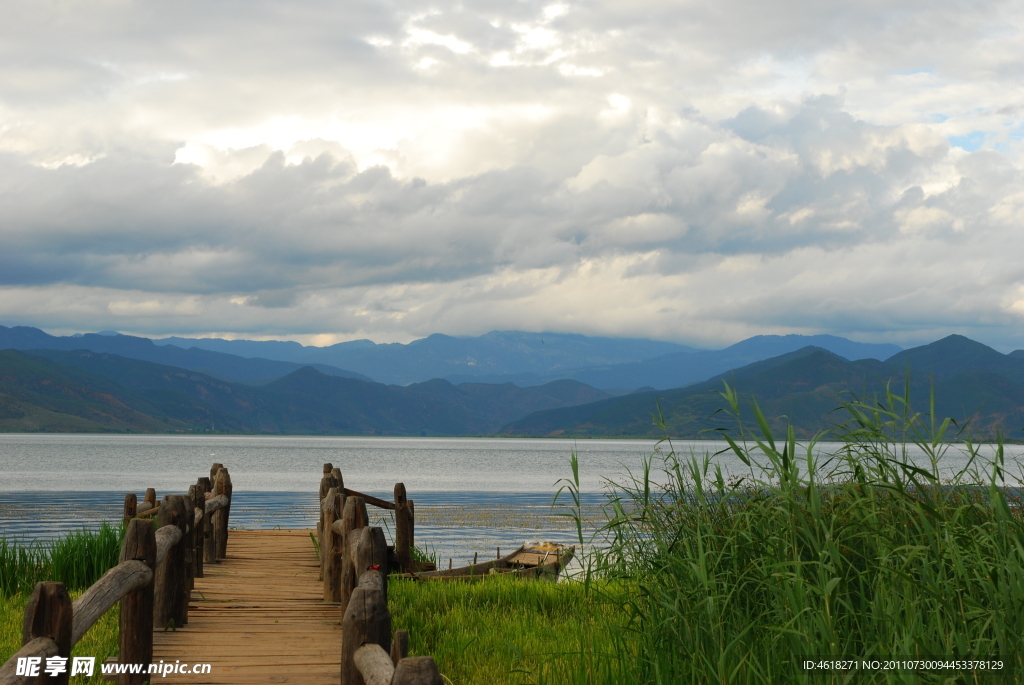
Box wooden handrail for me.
[205,494,229,514]
[0,637,60,684]
[342,487,396,511]
[71,560,152,644]
[155,524,182,565]
[1,465,229,685]
[354,644,394,685]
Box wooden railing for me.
[0,464,232,685]
[317,463,442,685]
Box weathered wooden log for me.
[211,471,228,561]
[136,502,161,518]
[323,493,343,602]
[331,467,343,489]
[355,527,389,602]
[395,484,413,573]
[198,478,215,565]
[180,489,196,625]
[390,629,409,666]
[318,477,334,581]
[353,644,394,685]
[392,657,443,685]
[144,488,156,508]
[343,488,395,511]
[323,462,333,476]
[320,487,338,581]
[71,561,151,645]
[153,495,187,630]
[339,496,366,615]
[0,637,59,685]
[154,524,182,565]
[210,463,223,481]
[205,494,229,513]
[117,518,156,685]
[212,468,231,560]
[136,500,154,514]
[122,493,137,525]
[22,582,72,685]
[188,485,203,580]
[341,571,391,685]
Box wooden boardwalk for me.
[152,529,341,684]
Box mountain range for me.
[503,335,1024,439]
[0,349,610,434]
[3,324,1023,438]
[0,325,902,390]
[0,326,372,384]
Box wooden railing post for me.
[193,480,208,578]
[341,570,390,685]
[318,477,334,581]
[392,657,444,685]
[180,488,196,625]
[153,495,187,630]
[390,629,409,665]
[212,468,232,560]
[22,582,72,685]
[340,496,368,615]
[200,476,216,565]
[355,527,389,602]
[118,519,156,685]
[319,464,333,536]
[323,492,343,602]
[394,483,414,572]
[122,493,137,526]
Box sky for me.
[1,0,1023,351]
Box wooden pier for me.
[1,463,443,685]
[152,529,339,684]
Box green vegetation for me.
[576,383,1024,683]
[0,523,124,596]
[1,525,123,681]
[389,576,637,684]
[399,383,1024,683]
[1,591,118,683]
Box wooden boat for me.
[396,542,575,582]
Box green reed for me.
[389,574,636,684]
[574,382,1024,684]
[0,522,124,596]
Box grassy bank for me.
[0,522,123,596]
[577,385,1024,684]
[1,591,118,682]
[389,575,636,684]
[1,524,123,680]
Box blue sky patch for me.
[949,131,986,151]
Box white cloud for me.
[1,0,1023,351]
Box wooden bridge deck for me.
[152,529,340,684]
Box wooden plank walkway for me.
[152,529,340,684]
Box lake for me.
[2,434,1022,566]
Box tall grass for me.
[0,522,124,596]
[389,575,637,684]
[578,383,1024,684]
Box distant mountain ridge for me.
[154,330,697,385]
[0,349,611,435]
[0,326,372,384]
[502,335,1024,439]
[2,325,904,390]
[158,329,900,389]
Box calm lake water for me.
[2,434,1022,566]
